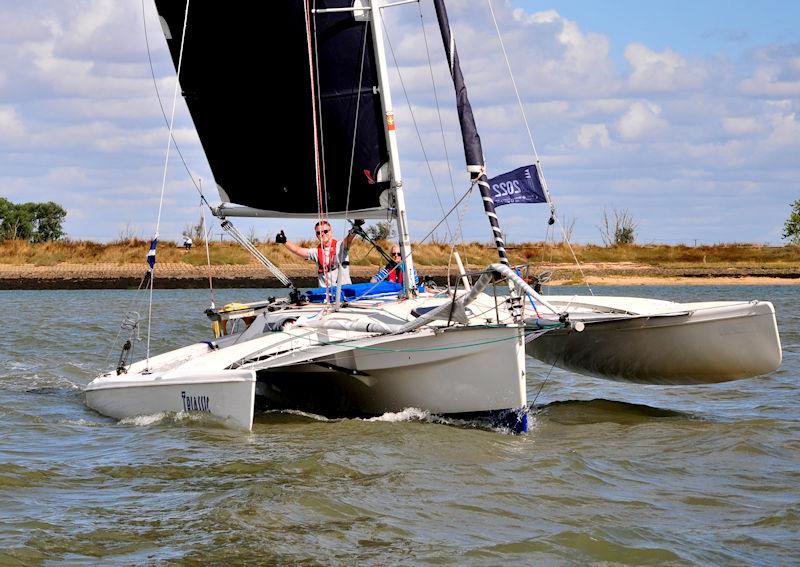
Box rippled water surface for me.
[1,286,798,565]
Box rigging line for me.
[449,176,472,288]
[336,20,370,309]
[383,17,454,243]
[140,0,208,206]
[146,0,190,367]
[530,358,558,408]
[221,221,292,287]
[153,4,189,237]
[311,1,330,224]
[530,341,568,409]
[555,216,594,296]
[263,323,555,370]
[431,1,509,267]
[487,2,593,288]
[418,2,468,283]
[244,328,541,370]
[485,0,555,213]
[418,183,474,247]
[541,221,552,266]
[99,276,150,373]
[345,182,475,303]
[418,3,460,234]
[259,327,529,357]
[304,0,330,303]
[199,180,216,308]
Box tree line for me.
[0,196,797,245]
[0,198,67,242]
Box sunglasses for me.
[391,252,401,257]
[315,229,330,236]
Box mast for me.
[432,0,509,266]
[368,0,417,294]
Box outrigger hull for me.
[85,368,256,429]
[526,296,782,384]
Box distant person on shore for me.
[370,244,418,286]
[277,220,359,287]
[181,236,192,250]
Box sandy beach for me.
[1,262,797,289]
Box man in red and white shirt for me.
[278,220,357,287]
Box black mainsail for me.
[154,1,390,218]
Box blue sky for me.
[1,0,798,246]
[520,0,800,63]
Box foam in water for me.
[59,418,103,427]
[262,408,330,422]
[364,407,536,434]
[366,407,430,422]
[119,412,171,427]
[118,411,231,429]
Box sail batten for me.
[153,1,390,216]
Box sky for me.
[1,0,798,246]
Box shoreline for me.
[1,263,798,289]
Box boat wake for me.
[0,361,82,395]
[532,398,693,425]
[118,410,230,428]
[257,406,531,434]
[365,407,430,423]
[258,408,331,423]
[91,399,700,432]
[367,407,532,434]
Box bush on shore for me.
[0,239,796,268]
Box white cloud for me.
[45,167,89,185]
[763,111,800,149]
[0,105,25,139]
[722,116,762,136]
[625,43,707,92]
[509,8,618,98]
[739,67,800,97]
[617,101,668,140]
[739,44,800,97]
[577,124,610,148]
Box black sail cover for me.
[154,1,390,217]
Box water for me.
[1,286,798,565]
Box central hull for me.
[263,326,527,416]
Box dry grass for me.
[0,239,796,268]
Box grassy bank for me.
[1,239,796,269]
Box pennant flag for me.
[146,238,158,270]
[487,165,547,207]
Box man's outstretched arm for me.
[277,231,309,260]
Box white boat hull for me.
[85,293,532,430]
[527,297,782,384]
[85,367,256,429]
[266,325,527,415]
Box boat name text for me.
[181,391,211,413]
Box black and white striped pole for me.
[432,0,509,266]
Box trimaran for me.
[85,0,782,432]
